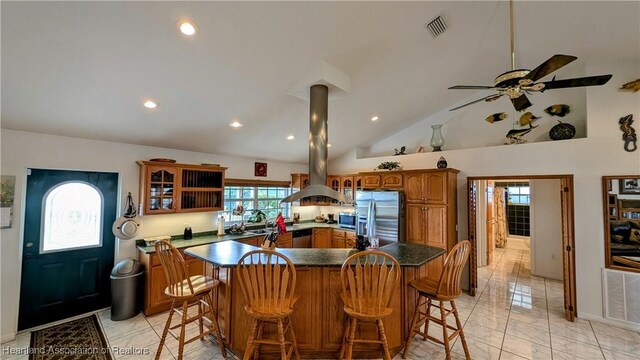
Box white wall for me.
[530,179,563,280]
[330,61,640,323]
[0,129,307,340]
[359,65,587,158]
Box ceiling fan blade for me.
[524,54,577,82]
[448,85,494,90]
[542,74,613,90]
[449,94,503,111]
[510,94,532,112]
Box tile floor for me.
[2,240,639,359]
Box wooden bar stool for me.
[154,240,227,360]
[338,250,401,360]
[236,250,300,360]
[402,240,471,360]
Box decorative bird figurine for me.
[544,104,571,117]
[519,112,541,127]
[506,124,538,144]
[486,112,507,124]
[620,79,640,92]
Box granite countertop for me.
[184,241,446,268]
[136,221,347,254]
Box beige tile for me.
[594,332,640,356]
[499,350,529,359]
[506,320,550,347]
[501,334,552,360]
[146,311,171,327]
[452,337,500,360]
[462,321,505,348]
[109,327,161,359]
[601,348,640,360]
[551,335,604,360]
[101,313,151,341]
[467,311,509,332]
[507,312,549,331]
[590,321,640,342]
[548,320,597,345]
[116,341,174,360]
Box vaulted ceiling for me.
[2,1,638,163]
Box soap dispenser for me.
[183,224,193,240]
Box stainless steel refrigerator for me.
[355,190,404,245]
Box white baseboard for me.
[580,312,640,332]
[1,332,16,344]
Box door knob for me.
[25,242,34,248]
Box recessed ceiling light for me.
[371,116,379,121]
[327,144,332,147]
[143,100,158,109]
[229,121,243,128]
[287,135,295,140]
[178,19,198,37]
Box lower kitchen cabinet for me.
[331,228,356,248]
[276,232,292,248]
[139,249,205,316]
[312,228,332,248]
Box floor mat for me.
[29,315,112,360]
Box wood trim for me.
[467,180,477,296]
[602,176,640,274]
[137,161,228,171]
[466,175,577,321]
[225,178,291,187]
[560,177,577,321]
[467,174,572,180]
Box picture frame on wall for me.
[254,162,267,177]
[619,178,640,194]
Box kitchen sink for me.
[248,228,277,234]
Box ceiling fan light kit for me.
[448,0,612,112]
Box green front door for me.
[18,169,118,330]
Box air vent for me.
[425,16,447,38]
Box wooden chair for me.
[236,250,300,360]
[154,240,226,360]
[338,250,401,360]
[402,240,472,360]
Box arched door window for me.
[41,182,103,253]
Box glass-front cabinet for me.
[139,161,226,215]
[147,166,178,213]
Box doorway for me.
[18,169,119,330]
[467,175,577,321]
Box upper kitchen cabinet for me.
[359,171,403,190]
[341,176,355,200]
[404,169,459,253]
[138,161,227,215]
[404,169,457,204]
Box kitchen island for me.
[185,241,446,359]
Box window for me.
[222,186,291,223]
[42,182,103,253]
[508,186,530,205]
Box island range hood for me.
[280,84,351,204]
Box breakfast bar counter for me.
[185,241,446,359]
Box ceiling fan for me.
[448,0,612,112]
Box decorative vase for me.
[437,156,448,169]
[430,124,445,151]
[549,120,576,140]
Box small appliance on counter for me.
[326,214,335,224]
[183,225,193,240]
[338,212,357,229]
